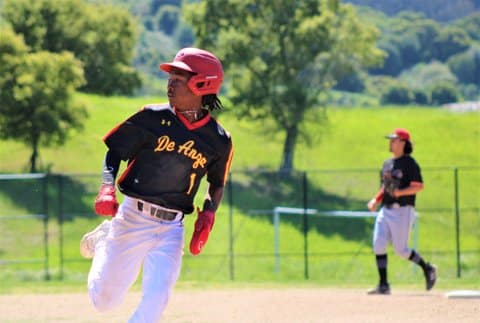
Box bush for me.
[381,83,413,104]
[458,84,479,101]
[412,89,430,105]
[430,82,460,105]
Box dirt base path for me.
[1,288,478,323]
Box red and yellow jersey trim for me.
[175,108,211,130]
[222,145,234,186]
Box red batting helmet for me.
[160,48,224,96]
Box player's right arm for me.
[102,150,121,185]
[94,150,122,217]
[367,185,384,212]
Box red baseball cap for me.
[385,128,411,141]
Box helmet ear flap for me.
[188,74,221,96]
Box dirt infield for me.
[0,287,478,323]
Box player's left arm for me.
[202,184,224,212]
[393,159,424,197]
[190,139,233,255]
[189,184,224,256]
[393,181,424,197]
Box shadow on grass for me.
[0,170,374,241]
[0,174,98,222]
[228,170,373,242]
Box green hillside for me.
[1,93,479,173]
[0,93,479,291]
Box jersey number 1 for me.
[186,173,196,195]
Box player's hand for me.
[189,208,215,256]
[94,184,119,217]
[367,198,377,212]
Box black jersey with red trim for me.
[381,155,422,207]
[103,103,233,214]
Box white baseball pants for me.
[87,197,184,323]
[372,205,416,258]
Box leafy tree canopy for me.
[399,61,458,90]
[432,26,472,62]
[345,0,478,22]
[2,0,141,95]
[0,26,86,172]
[184,0,384,171]
[447,45,480,86]
[452,12,480,42]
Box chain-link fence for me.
[0,167,478,282]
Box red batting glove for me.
[189,208,215,256]
[94,184,119,217]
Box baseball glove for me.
[189,208,215,256]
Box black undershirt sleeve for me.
[102,150,122,185]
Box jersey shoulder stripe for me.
[142,103,173,113]
[210,117,231,139]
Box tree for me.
[407,19,441,62]
[452,12,480,42]
[447,46,480,86]
[175,24,195,48]
[397,32,422,70]
[0,27,86,172]
[432,26,471,62]
[345,0,478,23]
[2,0,141,95]
[399,61,457,89]
[370,40,403,76]
[133,30,178,78]
[369,12,441,75]
[150,0,182,14]
[77,5,142,94]
[334,71,366,93]
[155,5,180,35]
[184,0,384,172]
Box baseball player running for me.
[367,128,436,295]
[80,47,233,322]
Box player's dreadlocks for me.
[202,94,223,111]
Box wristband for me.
[374,190,384,203]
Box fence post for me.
[454,167,461,278]
[303,171,309,280]
[43,174,50,281]
[274,208,280,273]
[228,172,234,281]
[58,175,64,280]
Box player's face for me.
[389,138,405,156]
[167,68,202,110]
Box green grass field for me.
[0,93,479,293]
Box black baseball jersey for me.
[381,155,423,207]
[103,104,233,214]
